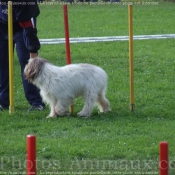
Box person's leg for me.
[0,28,9,108]
[14,30,45,108]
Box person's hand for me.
[30,53,38,58]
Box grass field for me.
[1,2,175,175]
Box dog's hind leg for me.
[78,92,97,118]
[54,100,70,116]
[97,89,111,113]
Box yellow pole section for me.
[69,105,74,114]
[128,4,134,111]
[8,1,14,114]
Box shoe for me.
[0,105,8,111]
[27,105,44,112]
[0,105,3,111]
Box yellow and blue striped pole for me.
[128,4,134,111]
[8,1,14,114]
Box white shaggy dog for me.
[24,57,110,118]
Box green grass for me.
[1,2,175,175]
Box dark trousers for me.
[0,28,44,108]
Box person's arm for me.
[16,1,40,57]
[19,20,40,56]
[30,53,38,58]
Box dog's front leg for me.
[46,104,57,118]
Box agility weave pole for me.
[128,4,134,111]
[63,4,74,114]
[63,4,71,65]
[27,135,36,175]
[8,1,14,114]
[159,142,168,175]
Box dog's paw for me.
[64,111,70,116]
[46,115,57,119]
[77,111,90,118]
[57,111,70,117]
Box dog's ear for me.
[24,57,50,82]
[24,58,41,82]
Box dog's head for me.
[24,57,49,83]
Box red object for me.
[27,135,36,175]
[159,142,168,175]
[63,4,71,65]
[19,20,33,28]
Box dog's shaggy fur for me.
[24,57,110,118]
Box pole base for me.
[130,104,135,112]
[9,106,14,114]
[69,105,74,114]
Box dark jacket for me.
[0,0,40,23]
[0,0,40,52]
